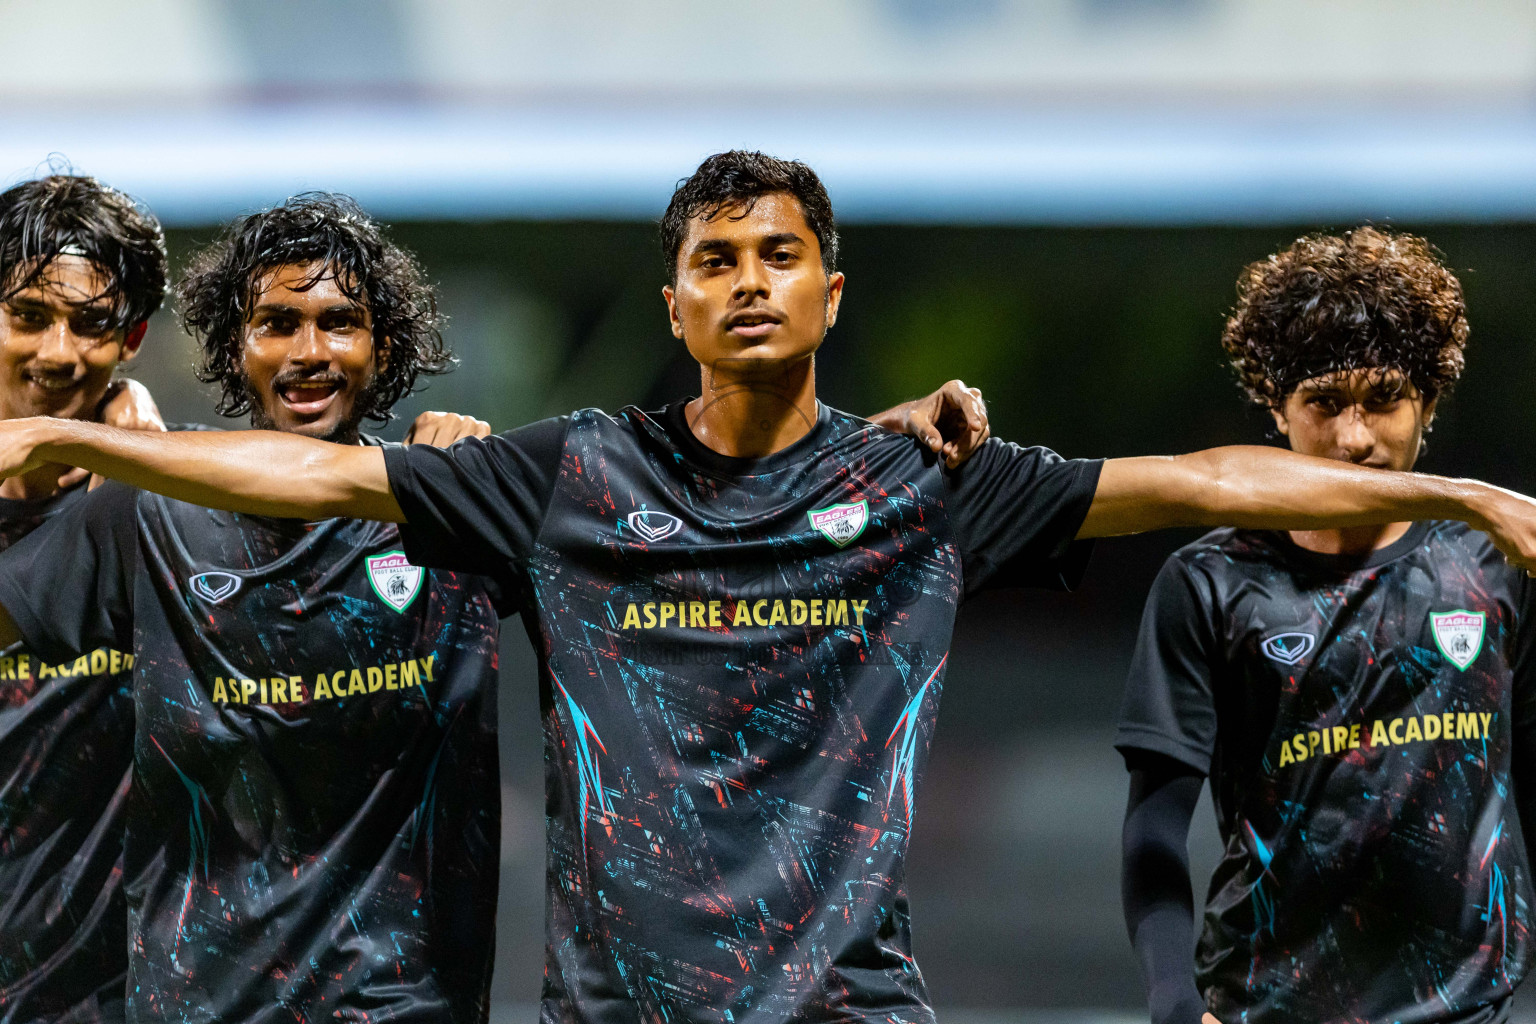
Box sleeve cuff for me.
[1114,724,1213,776]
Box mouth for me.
[21,370,83,396]
[725,310,783,340]
[276,377,345,417]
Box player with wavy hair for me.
[1119,227,1529,1024]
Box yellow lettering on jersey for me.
[386,663,399,690]
[1331,725,1349,752]
[733,601,752,627]
[270,677,287,703]
[241,679,257,704]
[828,601,849,626]
[288,676,305,702]
[400,659,420,688]
[708,601,722,627]
[768,601,788,626]
[1404,717,1423,743]
[658,602,675,628]
[420,655,436,682]
[790,600,808,625]
[1278,740,1295,767]
[346,670,365,696]
[90,650,108,674]
[810,600,823,626]
[367,667,384,693]
[1389,718,1405,744]
[38,661,56,679]
[622,604,641,630]
[0,656,13,680]
[751,600,768,627]
[1458,712,1477,739]
[851,600,870,626]
[1349,723,1361,749]
[213,677,230,702]
[1371,719,1390,746]
[315,673,335,700]
[1480,712,1493,738]
[1423,715,1441,741]
[1308,731,1320,756]
[110,650,123,674]
[15,655,27,678]
[1291,734,1308,762]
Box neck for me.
[684,354,818,458]
[0,461,74,502]
[1288,521,1414,557]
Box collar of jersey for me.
[659,399,836,478]
[1268,518,1432,574]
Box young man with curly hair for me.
[4,158,1536,1024]
[1117,227,1531,1024]
[0,173,170,1023]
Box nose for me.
[286,322,332,368]
[732,254,770,301]
[34,320,82,370]
[1336,406,1377,461]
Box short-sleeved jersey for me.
[381,402,1102,1024]
[1116,521,1536,1024]
[0,480,506,1024]
[0,483,134,1024]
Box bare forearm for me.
[27,419,402,521]
[1081,446,1501,540]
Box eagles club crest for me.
[807,499,869,548]
[1431,609,1485,671]
[367,551,423,613]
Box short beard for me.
[243,372,384,445]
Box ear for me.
[824,272,845,331]
[1270,404,1290,437]
[376,336,391,373]
[662,285,684,340]
[1421,395,1438,429]
[120,321,148,362]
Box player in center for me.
[4,152,1536,1024]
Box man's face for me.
[0,255,141,422]
[1272,368,1434,473]
[242,262,381,443]
[662,193,844,377]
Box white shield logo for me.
[1431,610,1485,671]
[367,551,423,613]
[807,500,869,548]
[189,571,242,603]
[1261,632,1315,666]
[625,510,683,543]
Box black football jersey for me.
[0,480,507,1024]
[1117,521,1536,1024]
[382,402,1102,1024]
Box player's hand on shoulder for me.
[869,381,989,468]
[905,379,990,469]
[404,410,492,449]
[1471,484,1536,575]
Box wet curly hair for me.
[0,174,167,331]
[1221,226,1467,408]
[179,192,452,423]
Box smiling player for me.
[4,158,1536,1024]
[1117,227,1534,1024]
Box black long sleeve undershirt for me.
[1122,751,1208,1024]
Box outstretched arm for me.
[1081,447,1536,569]
[0,417,401,522]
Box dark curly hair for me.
[1222,226,1467,408]
[0,174,167,330]
[660,151,838,284]
[179,192,452,423]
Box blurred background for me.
[6,0,1536,1019]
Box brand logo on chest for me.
[807,499,869,548]
[1261,631,1315,666]
[1431,610,1485,671]
[367,551,424,613]
[189,571,243,603]
[625,509,684,543]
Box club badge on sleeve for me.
[367,551,424,613]
[808,500,869,548]
[1431,610,1486,671]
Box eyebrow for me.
[250,302,365,318]
[4,295,113,315]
